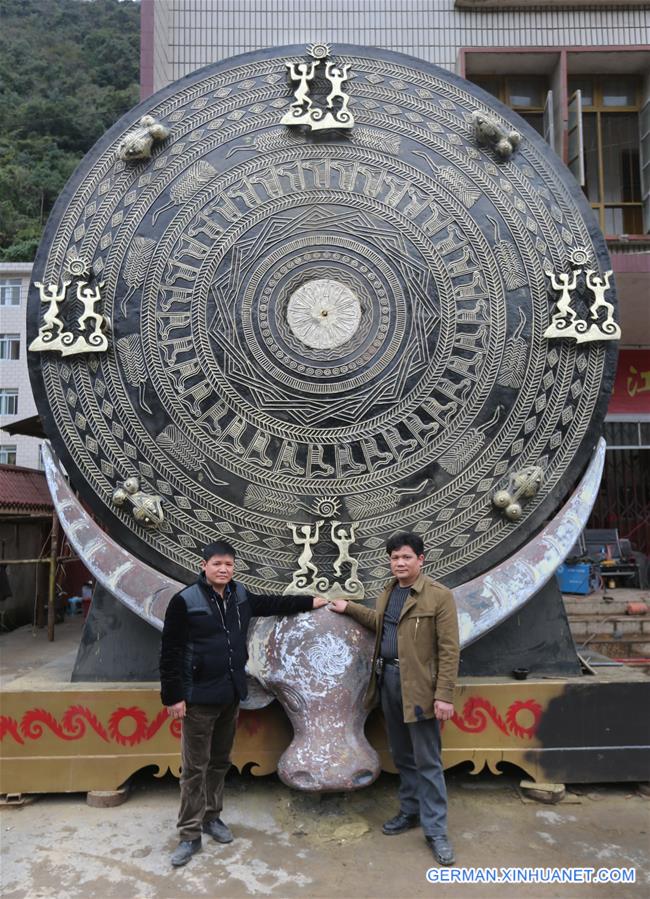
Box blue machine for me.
[556,562,598,595]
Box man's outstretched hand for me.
[312,596,329,609]
[328,599,348,613]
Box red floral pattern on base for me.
[447,697,542,739]
[1,696,543,746]
[1,706,179,746]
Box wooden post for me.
[36,522,48,628]
[47,511,59,642]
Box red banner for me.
[608,349,650,415]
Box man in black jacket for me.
[160,539,327,867]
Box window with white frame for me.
[568,75,643,235]
[0,389,19,415]
[0,334,20,360]
[0,445,17,464]
[0,279,22,306]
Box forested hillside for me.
[0,0,140,261]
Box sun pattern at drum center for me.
[287,278,362,350]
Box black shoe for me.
[426,835,455,866]
[382,811,420,835]
[171,837,201,867]
[202,817,233,843]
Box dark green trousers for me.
[177,701,239,840]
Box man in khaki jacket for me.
[329,531,459,865]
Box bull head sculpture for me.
[244,609,380,791]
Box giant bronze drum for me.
[28,45,617,621]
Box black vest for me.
[180,579,250,704]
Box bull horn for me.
[43,438,605,646]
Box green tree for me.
[0,0,140,261]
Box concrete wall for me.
[611,252,650,348]
[141,0,649,92]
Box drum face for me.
[28,45,616,591]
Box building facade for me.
[0,262,41,470]
[140,0,650,554]
[140,0,649,97]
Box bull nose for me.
[284,763,379,791]
[353,769,374,787]
[290,770,316,788]
[288,769,374,790]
